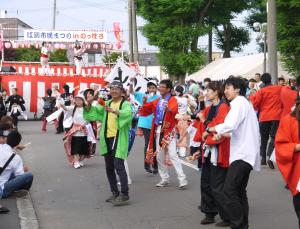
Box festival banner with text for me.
[24,30,107,43]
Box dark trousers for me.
[141,128,158,171]
[293,193,300,228]
[260,120,279,160]
[223,160,252,229]
[57,113,64,132]
[104,137,129,196]
[200,158,228,221]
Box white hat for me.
[74,91,85,101]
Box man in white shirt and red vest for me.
[207,77,260,229]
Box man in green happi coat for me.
[84,81,132,206]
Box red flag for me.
[113,22,122,49]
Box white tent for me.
[186,53,293,81]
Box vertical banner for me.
[113,22,122,49]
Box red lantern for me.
[93,44,98,49]
[12,43,19,49]
[26,43,31,48]
[35,43,40,49]
[4,42,12,49]
[60,44,65,49]
[101,44,106,49]
[20,43,25,48]
[54,43,60,49]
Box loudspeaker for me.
[0,66,16,73]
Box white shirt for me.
[176,96,188,115]
[41,47,49,57]
[65,106,87,136]
[0,144,24,190]
[215,96,261,171]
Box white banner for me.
[105,59,146,93]
[24,30,107,43]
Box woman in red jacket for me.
[194,82,231,227]
[275,98,300,228]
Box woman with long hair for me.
[194,81,231,226]
[275,99,300,227]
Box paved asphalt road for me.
[18,121,298,229]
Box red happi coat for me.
[275,114,300,196]
[139,96,178,164]
[194,102,230,168]
[280,86,297,118]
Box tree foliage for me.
[3,47,68,62]
[136,0,254,78]
[102,52,129,65]
[136,0,213,80]
[277,0,300,75]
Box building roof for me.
[0,18,33,29]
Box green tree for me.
[3,47,68,62]
[136,0,213,81]
[215,23,250,58]
[49,49,68,62]
[208,0,252,58]
[102,52,129,65]
[277,0,300,75]
[244,0,267,52]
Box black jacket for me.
[5,94,26,112]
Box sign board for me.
[24,30,107,43]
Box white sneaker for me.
[74,162,81,169]
[156,180,169,187]
[179,180,188,190]
[79,162,84,167]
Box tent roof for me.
[186,53,293,81]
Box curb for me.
[16,193,39,229]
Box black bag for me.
[0,153,16,176]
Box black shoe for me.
[0,206,9,214]
[267,160,275,169]
[215,221,230,227]
[261,158,267,165]
[200,216,215,225]
[145,168,153,174]
[105,192,119,203]
[111,194,130,206]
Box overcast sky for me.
[1,0,258,55]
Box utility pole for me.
[267,0,278,84]
[131,0,139,63]
[128,0,134,62]
[52,0,57,30]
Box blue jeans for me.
[1,172,33,198]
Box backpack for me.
[43,99,54,111]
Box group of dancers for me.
[38,73,300,228]
[40,40,86,75]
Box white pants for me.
[156,126,186,183]
[40,57,50,75]
[74,59,82,75]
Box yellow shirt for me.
[106,100,121,138]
